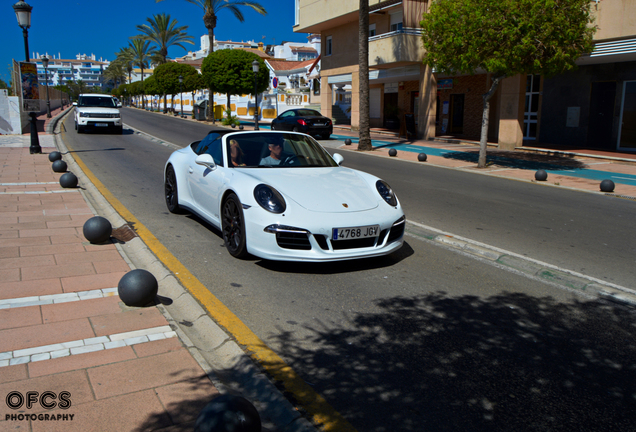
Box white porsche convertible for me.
[164,130,405,261]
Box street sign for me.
[272,77,278,89]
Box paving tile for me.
[0,364,28,384]
[0,246,20,259]
[41,296,122,324]
[155,377,219,425]
[92,260,131,274]
[0,221,48,231]
[54,250,122,266]
[133,337,184,358]
[90,308,168,337]
[0,318,94,352]
[0,229,19,239]
[0,268,20,283]
[0,370,95,416]
[21,262,95,281]
[0,236,51,247]
[19,214,69,223]
[19,227,79,238]
[46,220,88,229]
[20,243,85,257]
[0,305,42,330]
[30,390,171,432]
[82,242,117,252]
[0,278,63,299]
[61,272,125,292]
[88,350,205,399]
[49,234,84,244]
[0,255,56,269]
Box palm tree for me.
[116,47,136,85]
[156,0,267,121]
[135,13,194,64]
[357,0,372,150]
[104,61,126,89]
[128,38,158,109]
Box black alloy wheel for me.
[164,165,181,214]
[222,193,248,258]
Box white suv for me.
[74,93,122,134]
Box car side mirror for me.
[73,102,77,106]
[195,154,217,170]
[333,153,344,165]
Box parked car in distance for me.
[74,93,122,134]
[270,109,333,139]
[113,97,122,108]
[164,130,405,261]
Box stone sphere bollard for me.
[82,216,112,244]
[194,395,261,432]
[600,179,615,192]
[535,169,548,181]
[52,160,68,173]
[388,148,397,157]
[48,151,62,162]
[418,153,427,162]
[344,138,352,145]
[118,269,158,307]
[231,124,236,128]
[238,125,244,130]
[59,172,78,188]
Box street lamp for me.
[252,60,259,130]
[41,55,51,118]
[13,1,31,63]
[13,0,41,154]
[178,75,183,118]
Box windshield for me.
[226,132,338,168]
[78,96,116,108]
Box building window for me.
[369,23,376,37]
[524,74,541,140]
[390,10,403,32]
[326,36,332,56]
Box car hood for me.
[77,107,119,113]
[242,167,379,213]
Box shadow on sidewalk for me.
[268,292,636,431]
[443,150,587,170]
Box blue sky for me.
[2,0,305,84]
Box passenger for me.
[229,140,246,167]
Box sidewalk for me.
[0,108,316,432]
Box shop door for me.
[450,94,464,134]
[587,81,616,149]
[618,81,636,150]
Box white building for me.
[34,53,110,89]
[272,34,320,61]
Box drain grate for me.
[111,223,138,242]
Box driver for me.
[259,138,295,166]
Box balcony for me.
[369,28,426,67]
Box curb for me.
[52,110,318,432]
[405,220,636,307]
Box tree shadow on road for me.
[443,149,588,171]
[269,291,636,432]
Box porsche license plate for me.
[332,225,379,241]
[95,123,108,127]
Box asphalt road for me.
[59,108,636,431]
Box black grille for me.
[276,232,311,250]
[388,221,405,243]
[377,229,389,245]
[314,235,329,250]
[331,237,376,250]
[87,113,117,118]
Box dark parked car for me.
[270,109,333,139]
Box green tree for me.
[0,79,8,90]
[155,0,267,121]
[129,38,158,109]
[104,60,127,90]
[135,13,194,64]
[201,49,268,115]
[116,47,136,85]
[420,0,595,168]
[357,0,371,151]
[153,62,200,113]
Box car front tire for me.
[77,125,84,133]
[164,165,182,214]
[222,193,248,259]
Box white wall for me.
[0,91,23,135]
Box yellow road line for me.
[63,134,357,432]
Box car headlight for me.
[254,184,286,213]
[113,113,120,118]
[376,180,398,206]
[79,112,89,117]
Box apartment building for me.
[34,53,109,89]
[295,0,636,152]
